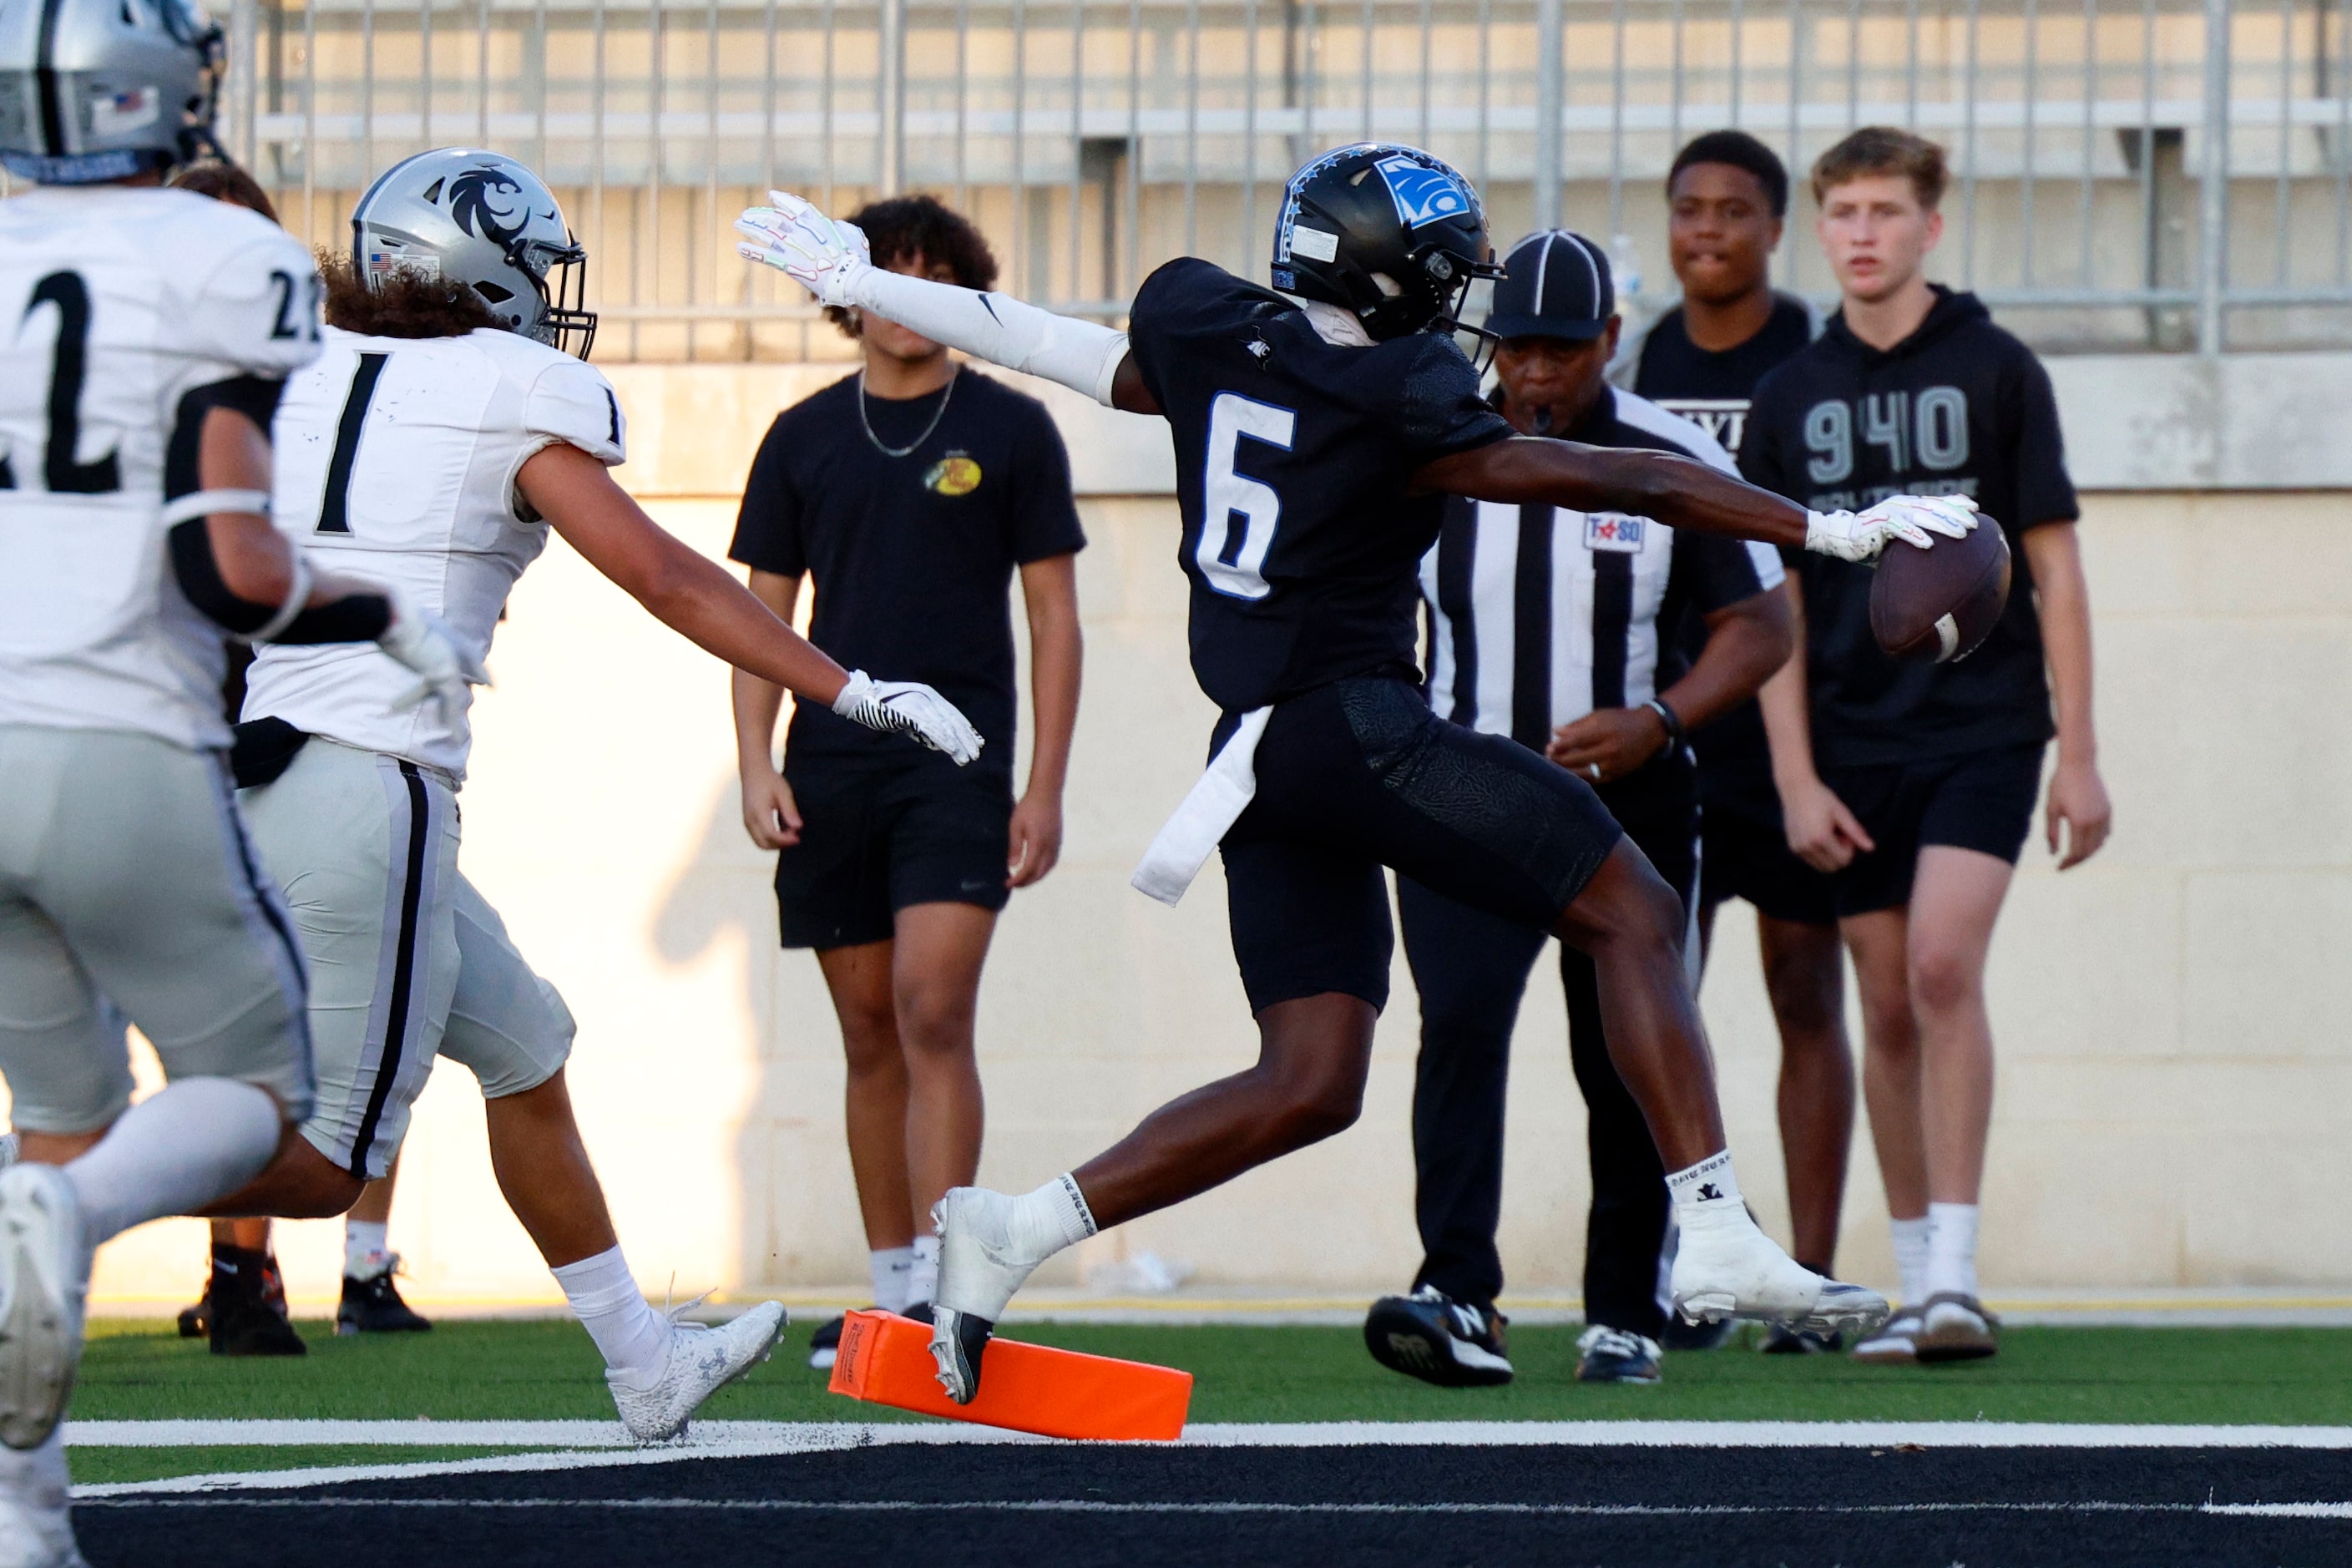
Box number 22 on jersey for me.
[1196,391,1296,599]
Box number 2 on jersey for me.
[1196,391,1296,599]
[0,271,122,495]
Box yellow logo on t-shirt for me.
[925,455,982,496]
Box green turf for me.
[70,1445,524,1486]
[69,1316,2352,1429]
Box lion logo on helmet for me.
[447,166,544,250]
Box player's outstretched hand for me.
[1804,493,1979,562]
[734,191,872,306]
[378,588,490,724]
[833,670,984,766]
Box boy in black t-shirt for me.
[1743,129,2112,1365]
[1621,133,1855,1351]
[728,196,1085,1366]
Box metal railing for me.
[109,0,2352,356]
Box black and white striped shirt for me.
[1420,388,1786,752]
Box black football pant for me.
[1398,756,1700,1341]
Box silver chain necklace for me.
[857,367,957,458]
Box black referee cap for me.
[1486,230,1615,342]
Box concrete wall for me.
[73,369,2352,1310]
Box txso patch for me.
[1374,154,1472,229]
[1584,513,1646,553]
[926,454,982,496]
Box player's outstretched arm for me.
[734,192,1161,416]
[1413,436,1977,561]
[519,443,984,764]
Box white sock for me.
[1009,1174,1099,1260]
[1924,1201,1980,1302]
[1664,1151,1747,1227]
[906,1235,939,1309]
[550,1245,671,1388]
[1890,1215,1931,1307]
[868,1246,914,1314]
[63,1080,279,1249]
[345,1221,391,1279]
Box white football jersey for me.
[0,185,322,749]
[244,325,626,777]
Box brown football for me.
[1869,516,2012,663]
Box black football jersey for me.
[1126,258,1513,713]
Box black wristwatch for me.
[1643,696,1686,751]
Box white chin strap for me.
[846,268,1130,408]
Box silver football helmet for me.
[351,148,597,357]
[0,0,225,183]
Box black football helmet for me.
[1269,143,1503,341]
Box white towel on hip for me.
[1130,706,1275,907]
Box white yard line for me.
[65,1417,2352,1452]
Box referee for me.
[728,195,1085,1368]
[1363,231,1794,1388]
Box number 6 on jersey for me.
[1196,391,1296,599]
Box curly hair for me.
[169,162,280,223]
[824,194,1000,339]
[321,250,503,339]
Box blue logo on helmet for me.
[1374,154,1471,229]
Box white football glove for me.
[377,588,490,725]
[833,670,984,766]
[1803,493,1980,563]
[735,191,873,308]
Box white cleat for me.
[1669,1208,1889,1341]
[0,1169,83,1454]
[607,1301,786,1444]
[929,1186,1052,1405]
[0,1434,83,1568]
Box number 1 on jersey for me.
[1197,391,1296,600]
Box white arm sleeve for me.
[846,270,1130,409]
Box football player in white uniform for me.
[204,147,984,1442]
[0,0,479,1557]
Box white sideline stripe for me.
[63,1418,2352,1451]
[66,1419,2352,1501]
[69,1498,2352,1520]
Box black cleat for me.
[207,1247,305,1358]
[337,1262,432,1335]
[176,1278,209,1339]
[1363,1286,1513,1388]
[1760,1323,1847,1355]
[806,1311,859,1370]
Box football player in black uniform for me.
[739,144,1979,1402]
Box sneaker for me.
[1362,1287,1513,1388]
[928,1187,1057,1405]
[338,1259,432,1334]
[1575,1324,1663,1384]
[1850,1306,1923,1364]
[1659,1316,1738,1352]
[1669,1208,1889,1340]
[205,1247,304,1358]
[806,1310,861,1371]
[607,1300,786,1443]
[1914,1292,2000,1363]
[1761,1323,1847,1355]
[0,1168,85,1452]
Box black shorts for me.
[772,752,1012,949]
[1218,678,1624,1016]
[1698,790,1839,928]
[1821,741,2047,918]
